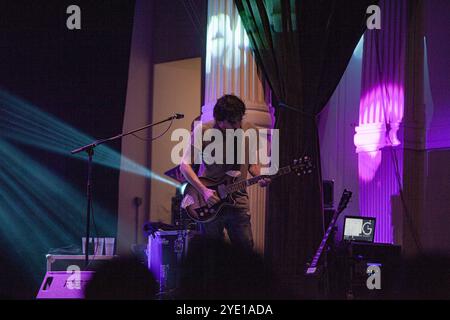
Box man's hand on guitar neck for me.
[250,164,271,188]
[201,187,221,207]
[258,177,271,188]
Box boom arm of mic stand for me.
[71,114,178,155]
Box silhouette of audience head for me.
[84,256,157,300]
[176,235,285,300]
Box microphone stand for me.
[71,113,184,268]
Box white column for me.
[203,0,274,253]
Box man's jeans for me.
[199,206,254,251]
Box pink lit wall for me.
[354,0,407,243]
[318,37,363,238]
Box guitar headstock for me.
[291,156,314,176]
[337,189,352,214]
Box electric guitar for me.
[305,189,352,276]
[182,156,314,223]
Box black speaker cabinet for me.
[329,242,401,299]
[323,208,335,229]
[323,180,334,208]
[171,195,196,230]
[147,230,191,294]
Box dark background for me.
[0,0,135,229]
[0,0,135,299]
[0,0,207,299]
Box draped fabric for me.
[235,0,375,295]
[423,0,450,149]
[356,0,408,244]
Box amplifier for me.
[329,242,401,299]
[323,180,334,208]
[147,230,191,293]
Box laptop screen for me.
[343,216,376,242]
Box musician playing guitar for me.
[179,94,270,251]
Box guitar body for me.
[183,175,239,223]
[181,157,314,223]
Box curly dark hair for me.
[213,94,246,122]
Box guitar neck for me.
[306,190,352,275]
[225,165,292,194]
[308,211,339,270]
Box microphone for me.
[175,113,184,119]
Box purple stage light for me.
[355,83,405,244]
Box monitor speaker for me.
[36,271,94,299]
[147,230,190,294]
